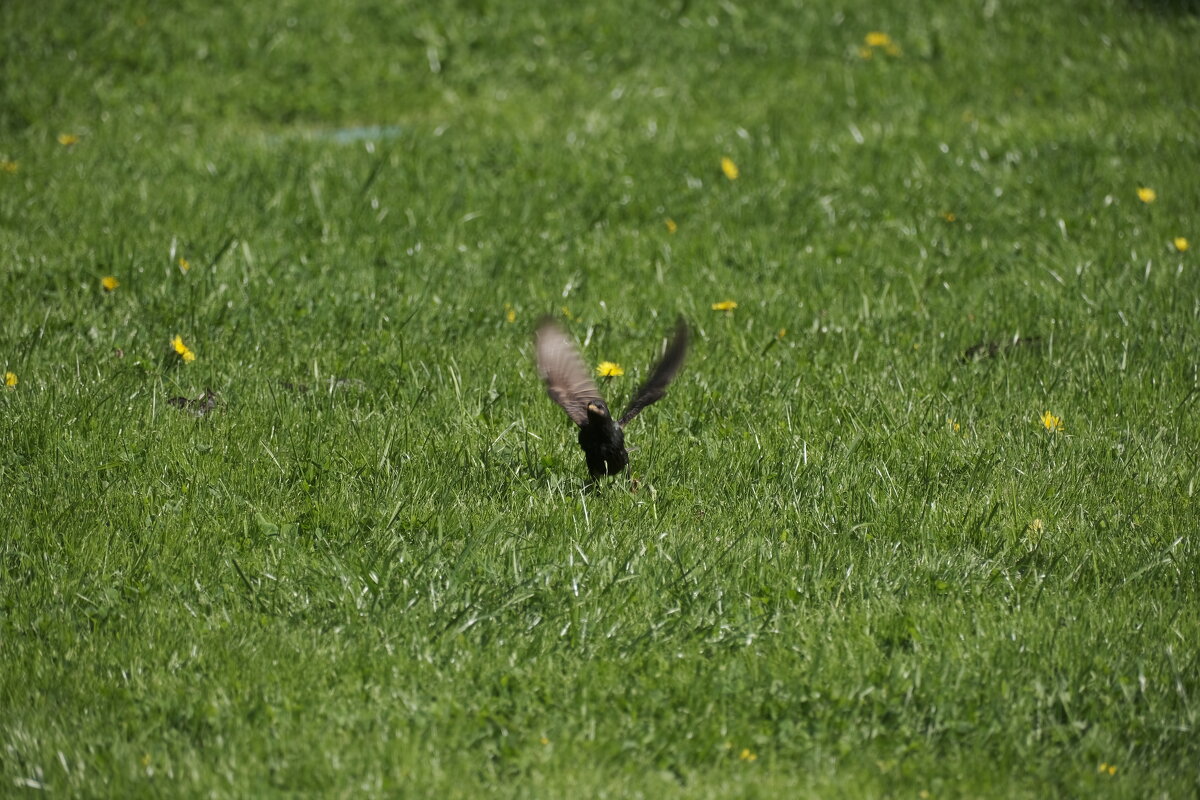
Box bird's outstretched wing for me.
[619,318,688,427]
[535,318,605,427]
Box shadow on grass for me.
[1127,0,1200,14]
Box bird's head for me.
[585,401,610,420]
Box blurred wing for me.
[619,317,688,427]
[535,318,604,427]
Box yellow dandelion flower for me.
[1174,237,1189,252]
[4,371,17,387]
[58,133,80,146]
[739,748,757,762]
[865,32,893,48]
[942,211,957,222]
[665,218,678,234]
[539,736,550,746]
[101,275,119,291]
[947,417,961,432]
[504,303,516,324]
[777,328,787,339]
[711,299,738,311]
[721,157,739,180]
[1040,411,1064,433]
[1098,762,1117,775]
[596,361,624,378]
[178,257,190,273]
[1136,187,1156,204]
[1,161,17,173]
[172,335,196,363]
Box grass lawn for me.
[2,0,1199,795]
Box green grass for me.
[3,0,1199,795]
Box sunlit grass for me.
[2,0,1199,796]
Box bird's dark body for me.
[578,406,628,476]
[535,317,688,479]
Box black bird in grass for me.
[535,317,689,477]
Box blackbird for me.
[535,317,689,477]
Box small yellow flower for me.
[865,32,893,48]
[172,335,197,363]
[596,361,624,378]
[777,328,787,339]
[1136,187,1156,204]
[4,371,17,387]
[665,218,678,234]
[560,306,576,321]
[711,299,738,312]
[539,736,550,746]
[1040,411,1064,434]
[942,211,957,222]
[101,275,120,291]
[58,133,80,146]
[504,303,516,324]
[178,257,191,273]
[1174,237,1189,252]
[1,161,17,173]
[721,157,739,180]
[947,417,961,433]
[739,748,757,762]
[1098,762,1117,775]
